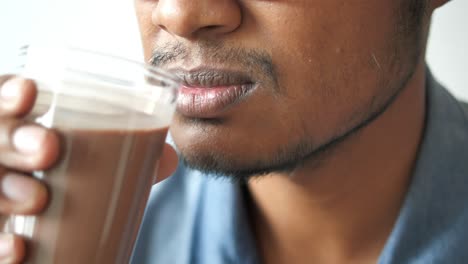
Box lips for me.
[172,69,257,118]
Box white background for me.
[0,0,467,99]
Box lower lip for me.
[176,84,255,118]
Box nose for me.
[153,0,242,39]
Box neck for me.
[248,63,427,264]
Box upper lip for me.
[169,68,254,88]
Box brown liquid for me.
[24,126,168,263]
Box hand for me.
[0,75,178,263]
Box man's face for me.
[134,0,426,179]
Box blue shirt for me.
[131,71,468,264]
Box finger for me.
[0,120,60,171]
[0,77,37,117]
[0,234,26,264]
[155,143,178,184]
[0,171,48,215]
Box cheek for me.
[134,1,158,60]
[252,2,399,141]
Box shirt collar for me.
[378,69,468,263]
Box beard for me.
[176,74,411,182]
[160,1,426,182]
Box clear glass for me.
[2,45,179,264]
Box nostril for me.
[203,25,220,30]
[158,24,168,32]
[153,0,241,38]
[198,25,224,34]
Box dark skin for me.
[0,0,451,263]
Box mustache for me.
[149,42,278,86]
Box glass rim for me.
[66,46,181,88]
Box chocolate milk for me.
[22,107,170,263]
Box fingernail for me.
[13,126,47,154]
[1,175,34,203]
[0,234,13,259]
[0,78,22,100]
